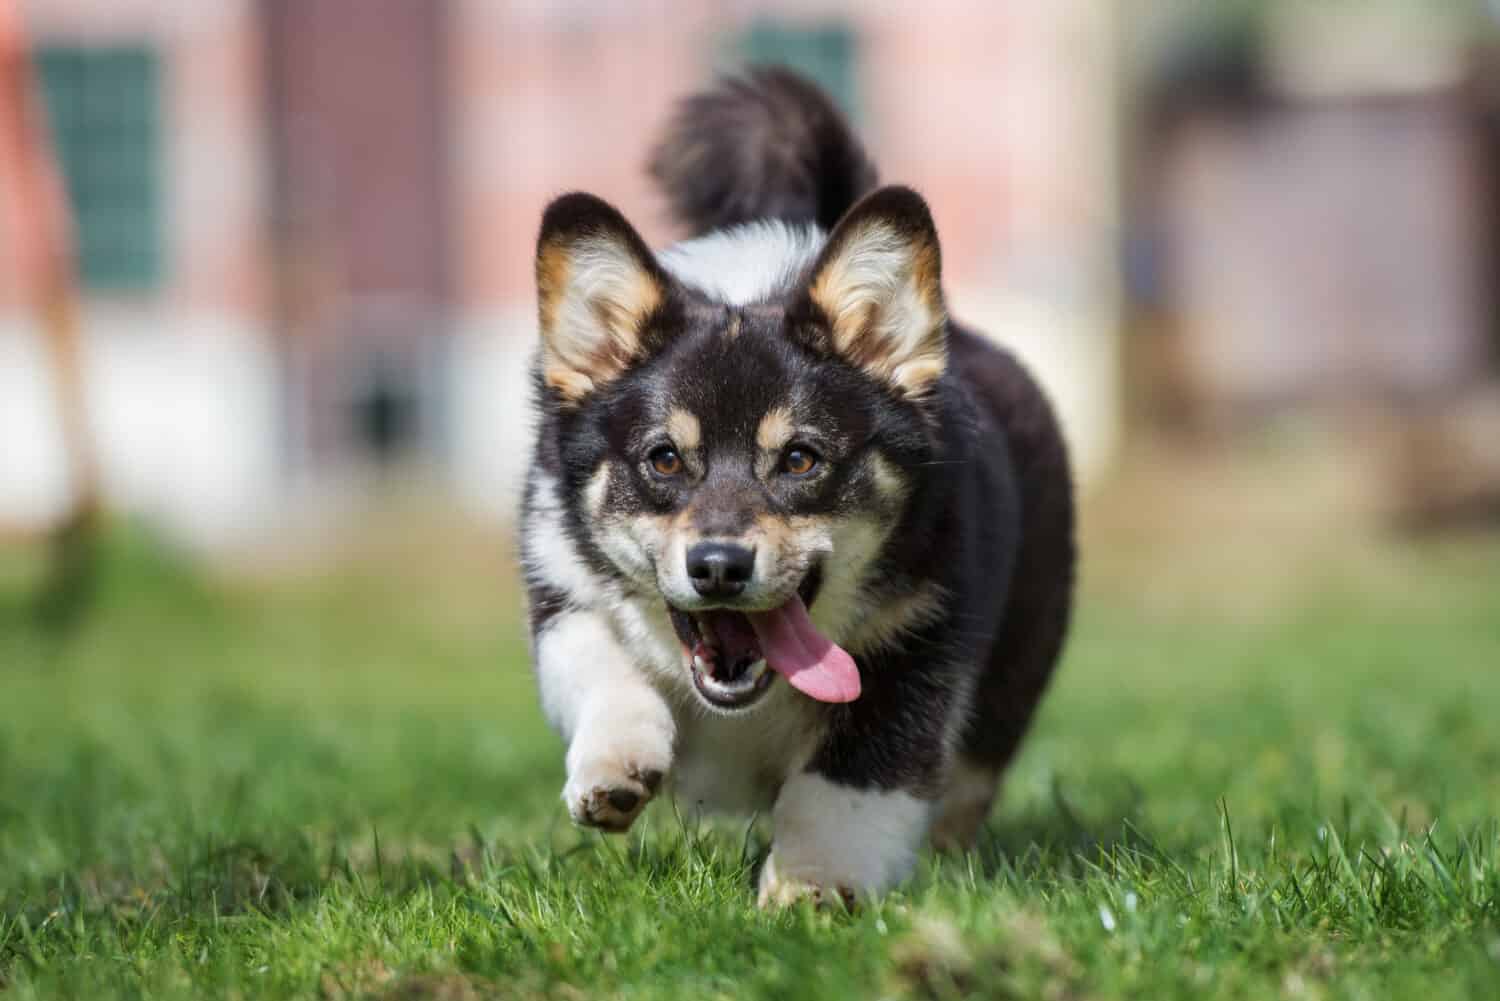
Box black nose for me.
[686,542,755,598]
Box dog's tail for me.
[648,67,876,236]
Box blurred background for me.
[4,10,1500,992]
[1,0,1498,592]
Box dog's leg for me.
[535,610,675,833]
[930,755,1001,853]
[757,771,932,907]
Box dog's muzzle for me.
[667,566,840,711]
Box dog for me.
[521,69,1074,906]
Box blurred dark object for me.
[350,347,422,468]
[0,0,99,623]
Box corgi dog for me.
[521,69,1074,906]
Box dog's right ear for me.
[535,193,668,404]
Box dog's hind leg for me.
[930,756,1002,852]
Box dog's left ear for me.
[800,186,946,399]
[535,193,670,404]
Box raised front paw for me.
[564,760,665,833]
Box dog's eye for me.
[649,446,683,477]
[782,447,819,477]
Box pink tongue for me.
[747,597,861,703]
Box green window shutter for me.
[736,19,860,123]
[34,45,163,291]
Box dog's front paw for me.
[561,700,675,833]
[564,759,665,833]
[756,852,856,910]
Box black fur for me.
[526,583,572,634]
[649,67,877,235]
[807,324,1075,794]
[949,327,1075,771]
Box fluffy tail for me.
[648,67,876,236]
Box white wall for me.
[445,307,537,522]
[0,310,280,546]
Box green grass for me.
[2,525,1499,999]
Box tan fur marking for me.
[911,241,941,305]
[746,512,818,605]
[754,511,793,551]
[808,221,897,348]
[584,464,611,517]
[666,409,702,452]
[623,266,663,326]
[891,357,945,395]
[544,365,595,400]
[756,406,796,453]
[536,243,571,341]
[536,235,663,404]
[868,454,908,506]
[808,221,946,398]
[725,313,742,339]
[846,580,949,657]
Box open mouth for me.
[667,566,861,711]
[671,606,779,710]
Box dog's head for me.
[535,187,946,712]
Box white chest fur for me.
[668,684,824,815]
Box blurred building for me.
[0,0,1120,545]
[1128,1,1500,425]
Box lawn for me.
[2,475,1499,1000]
